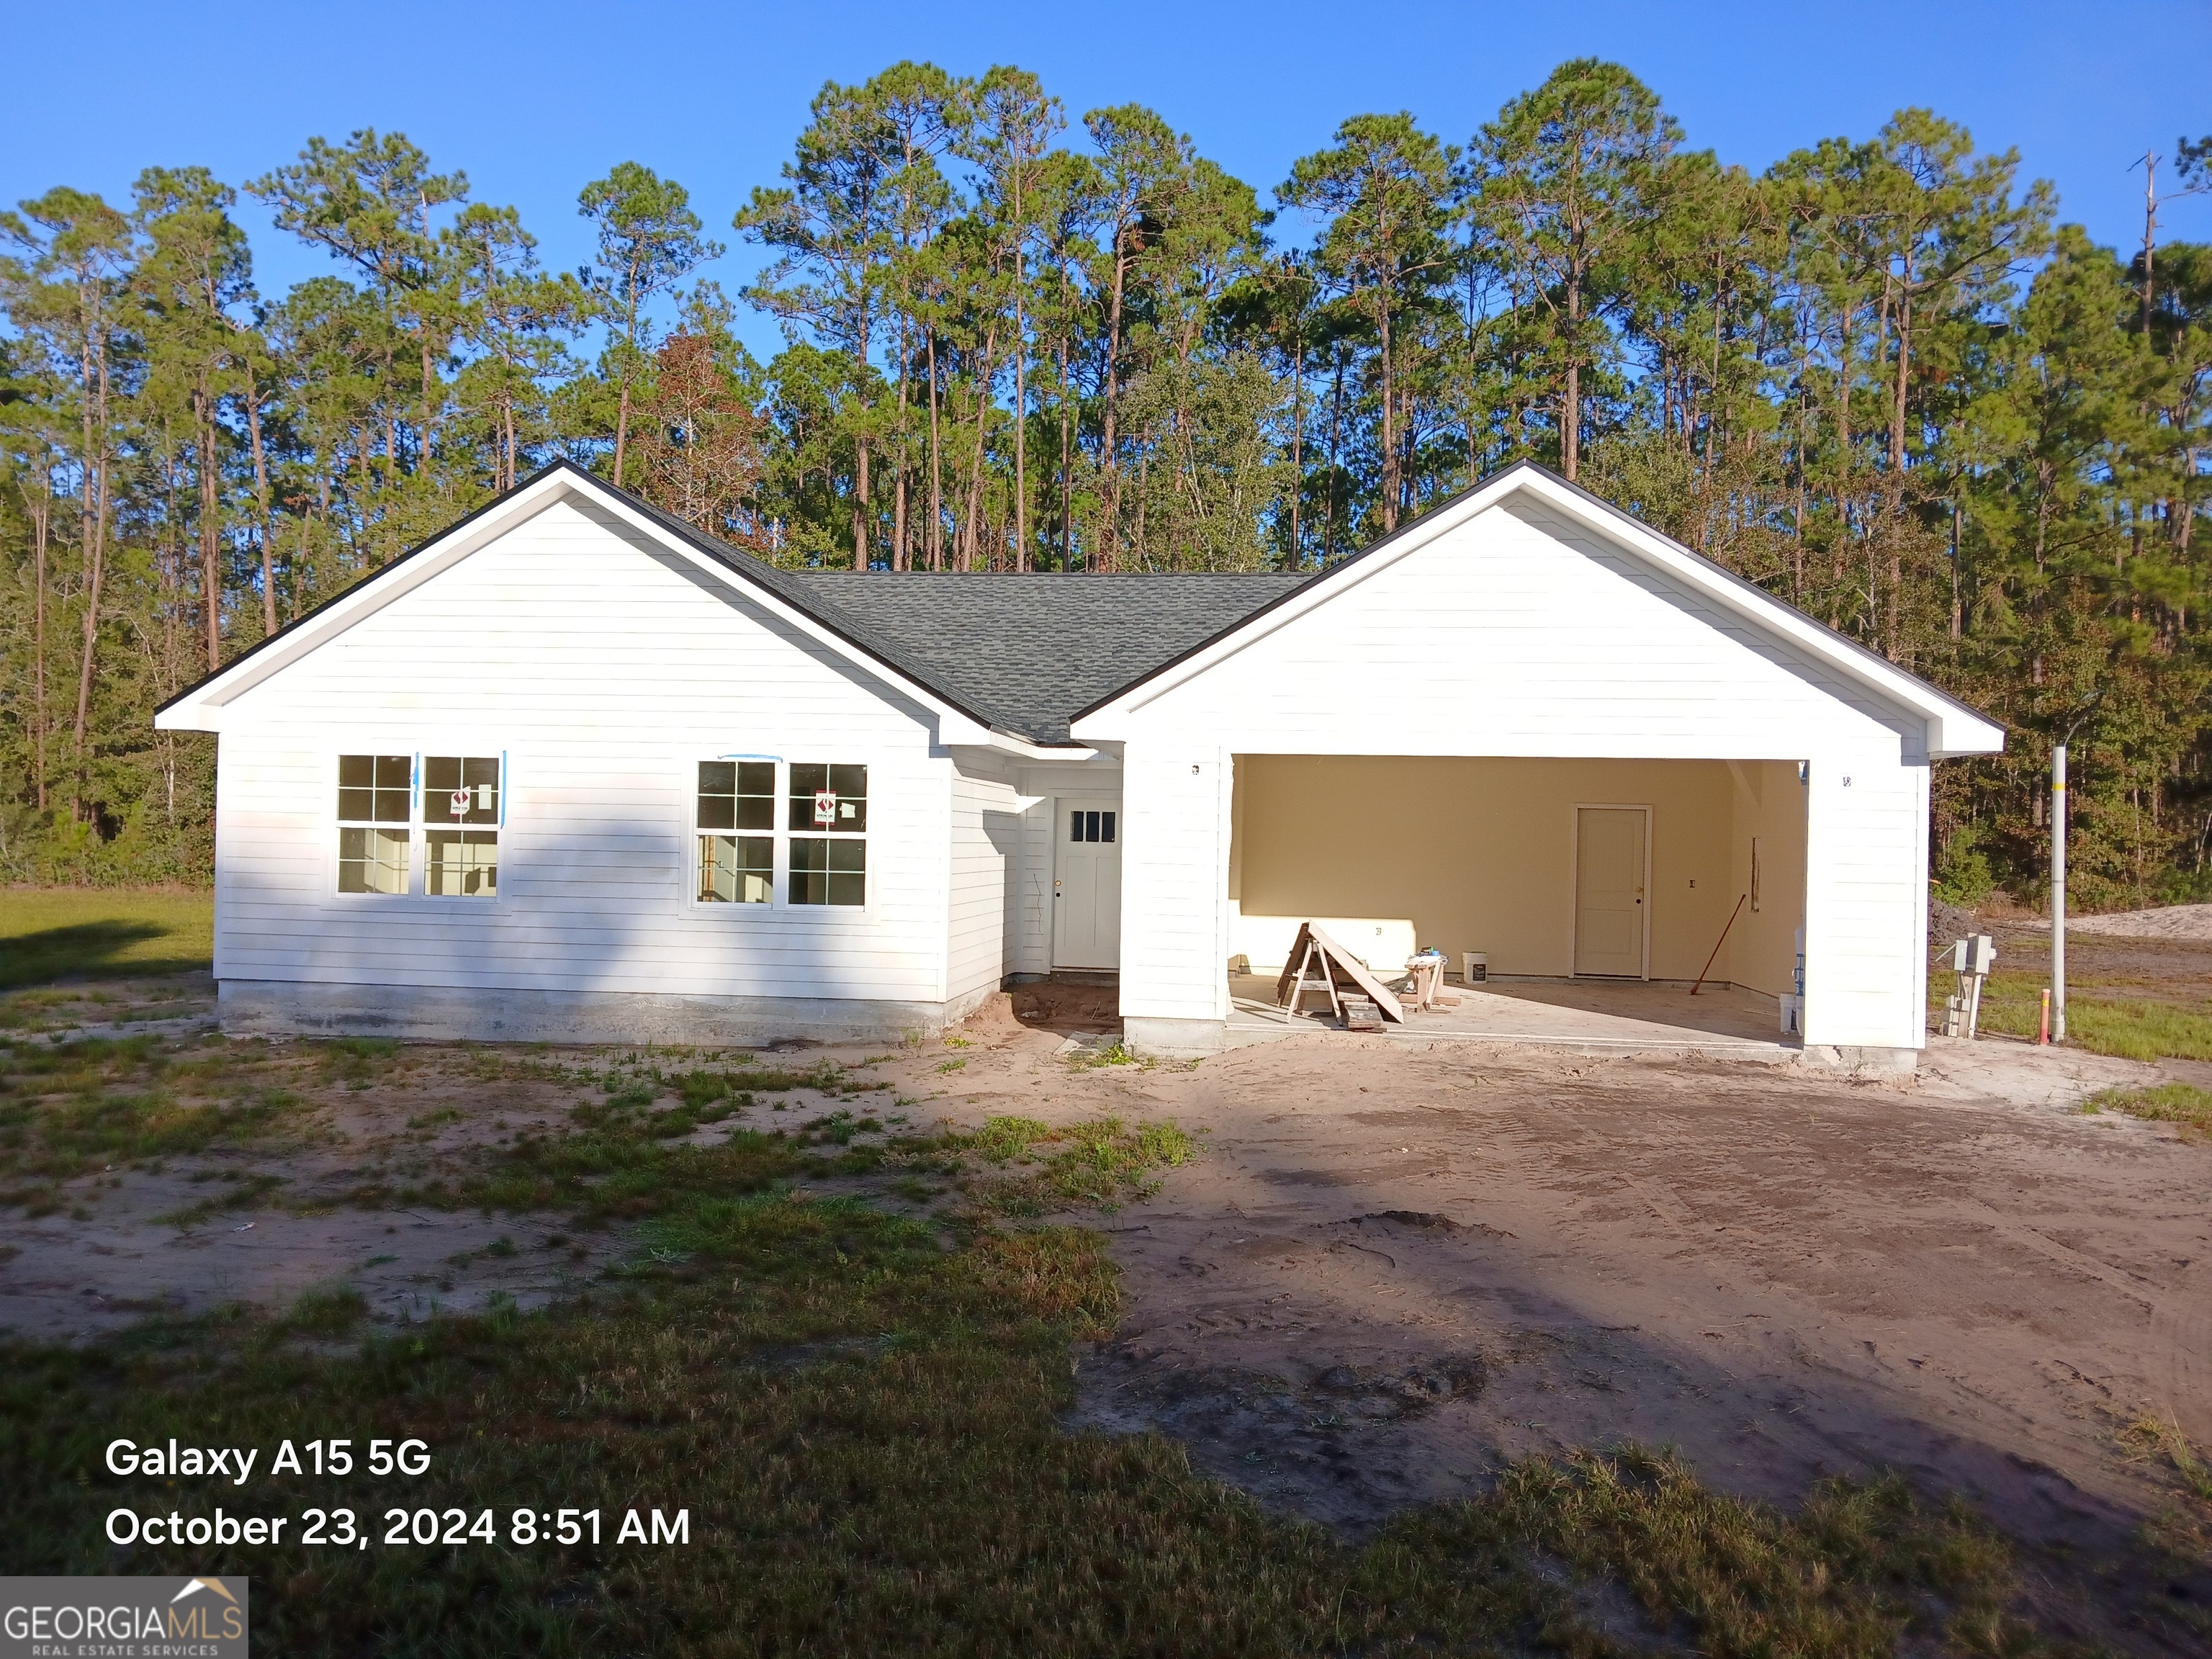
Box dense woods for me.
[3,60,2208,908]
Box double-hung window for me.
[336,752,502,898]
[693,760,868,907]
[423,756,500,897]
[337,755,413,894]
[696,761,775,904]
[789,763,867,906]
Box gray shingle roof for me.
[783,571,1310,744]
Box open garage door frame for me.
[1570,802,1653,980]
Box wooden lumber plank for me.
[1303,923,1407,1022]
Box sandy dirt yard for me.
[6,974,2209,1647]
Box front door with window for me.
[1574,806,1647,977]
[1053,799,1123,970]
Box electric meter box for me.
[1949,935,1996,975]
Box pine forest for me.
[3,58,2208,911]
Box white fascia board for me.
[1071,466,2004,758]
[157,469,996,747]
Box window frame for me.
[419,753,505,902]
[331,750,509,907]
[693,757,778,907]
[687,756,874,917]
[333,752,417,900]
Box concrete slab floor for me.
[1228,973,1794,1056]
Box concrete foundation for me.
[1799,1044,1920,1074]
[217,978,997,1048]
[1123,1016,1235,1058]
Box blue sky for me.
[6,0,2207,358]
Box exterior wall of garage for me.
[1078,475,1987,1063]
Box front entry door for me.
[1574,806,1647,977]
[1053,799,1123,970]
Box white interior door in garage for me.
[1053,799,1123,970]
[1574,805,1649,977]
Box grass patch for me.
[0,1035,306,1199]
[952,1114,1197,1215]
[1948,973,2212,1061]
[1067,1038,1146,1069]
[0,1190,2049,1657]
[441,1108,809,1222]
[1383,1446,2026,1655]
[153,1171,288,1227]
[320,1036,400,1087]
[2120,1411,2212,1625]
[0,887,213,989]
[2080,1082,2212,1138]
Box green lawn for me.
[1,1182,2041,1658]
[0,887,213,990]
[2081,1082,2212,1139]
[1939,971,2212,1062]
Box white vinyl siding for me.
[1097,498,1931,1050]
[947,754,1018,1003]
[203,498,953,1004]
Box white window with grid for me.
[693,759,869,909]
[336,754,413,895]
[696,760,775,904]
[788,763,867,907]
[335,752,503,899]
[422,755,501,898]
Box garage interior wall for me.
[1230,755,1806,994]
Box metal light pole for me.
[2051,690,2103,1046]
[2051,744,2068,1043]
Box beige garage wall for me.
[1231,755,1805,989]
[1722,759,1809,998]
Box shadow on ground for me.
[0,922,206,990]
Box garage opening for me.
[1226,755,1807,1044]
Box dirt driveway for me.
[8,980,2208,1645]
[1001,1024,2206,1645]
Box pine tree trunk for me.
[197,382,221,673]
[1378,299,1398,533]
[853,439,871,570]
[927,334,944,571]
[613,382,631,490]
[1563,276,1581,482]
[73,374,110,817]
[1013,230,1028,572]
[1100,228,1130,573]
[247,365,276,637]
[31,475,49,812]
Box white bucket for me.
[1464,952,1488,984]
